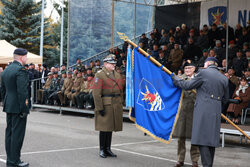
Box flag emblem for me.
[137,78,165,111]
[208,6,227,26]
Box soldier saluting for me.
[93,54,125,158]
[1,48,30,167]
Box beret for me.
[205,57,218,63]
[13,48,28,56]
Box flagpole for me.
[117,32,250,141]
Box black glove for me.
[71,90,76,93]
[19,112,28,118]
[99,110,105,116]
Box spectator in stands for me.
[122,41,128,54]
[208,23,220,48]
[208,49,216,57]
[174,26,181,44]
[197,49,208,67]
[152,44,159,60]
[196,30,209,51]
[148,32,158,50]
[46,72,60,105]
[214,40,226,66]
[58,71,73,106]
[224,72,236,99]
[228,68,239,87]
[162,45,169,59]
[228,40,237,61]
[219,23,235,46]
[157,50,167,67]
[60,64,66,74]
[29,63,39,79]
[153,28,161,42]
[76,74,94,109]
[41,64,49,86]
[237,28,250,48]
[37,72,53,104]
[117,52,126,67]
[232,50,248,77]
[92,59,102,74]
[76,58,84,71]
[202,24,209,35]
[180,23,189,45]
[90,61,95,69]
[227,77,250,124]
[161,28,166,36]
[183,38,201,62]
[235,24,243,40]
[159,32,168,47]
[54,65,60,73]
[139,33,149,51]
[242,42,249,56]
[120,60,126,76]
[167,36,175,54]
[168,43,183,73]
[67,71,84,107]
[188,29,197,44]
[50,67,56,73]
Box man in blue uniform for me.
[1,48,30,167]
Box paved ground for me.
[0,107,249,167]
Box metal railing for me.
[69,30,152,68]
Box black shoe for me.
[106,148,117,157]
[17,162,29,167]
[99,149,107,158]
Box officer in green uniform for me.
[93,54,125,158]
[1,48,30,167]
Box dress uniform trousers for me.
[177,138,200,163]
[6,113,27,165]
[199,146,215,167]
[67,92,79,105]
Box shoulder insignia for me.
[95,77,99,84]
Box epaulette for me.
[21,67,26,71]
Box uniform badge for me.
[95,77,99,84]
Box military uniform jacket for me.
[72,77,84,93]
[61,78,73,93]
[173,74,196,139]
[80,80,94,93]
[172,65,229,147]
[43,78,52,90]
[49,78,60,92]
[92,67,125,132]
[1,61,29,114]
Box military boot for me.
[99,132,107,158]
[105,132,117,157]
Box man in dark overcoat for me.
[171,57,229,167]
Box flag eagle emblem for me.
[137,78,165,111]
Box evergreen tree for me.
[0,0,58,66]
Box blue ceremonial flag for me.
[129,48,183,143]
[125,47,134,108]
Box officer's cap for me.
[24,64,29,67]
[60,64,66,67]
[87,67,92,71]
[103,54,117,64]
[183,60,196,67]
[48,72,53,75]
[76,71,82,74]
[53,72,58,75]
[13,48,28,56]
[87,73,94,77]
[29,63,34,66]
[205,57,218,63]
